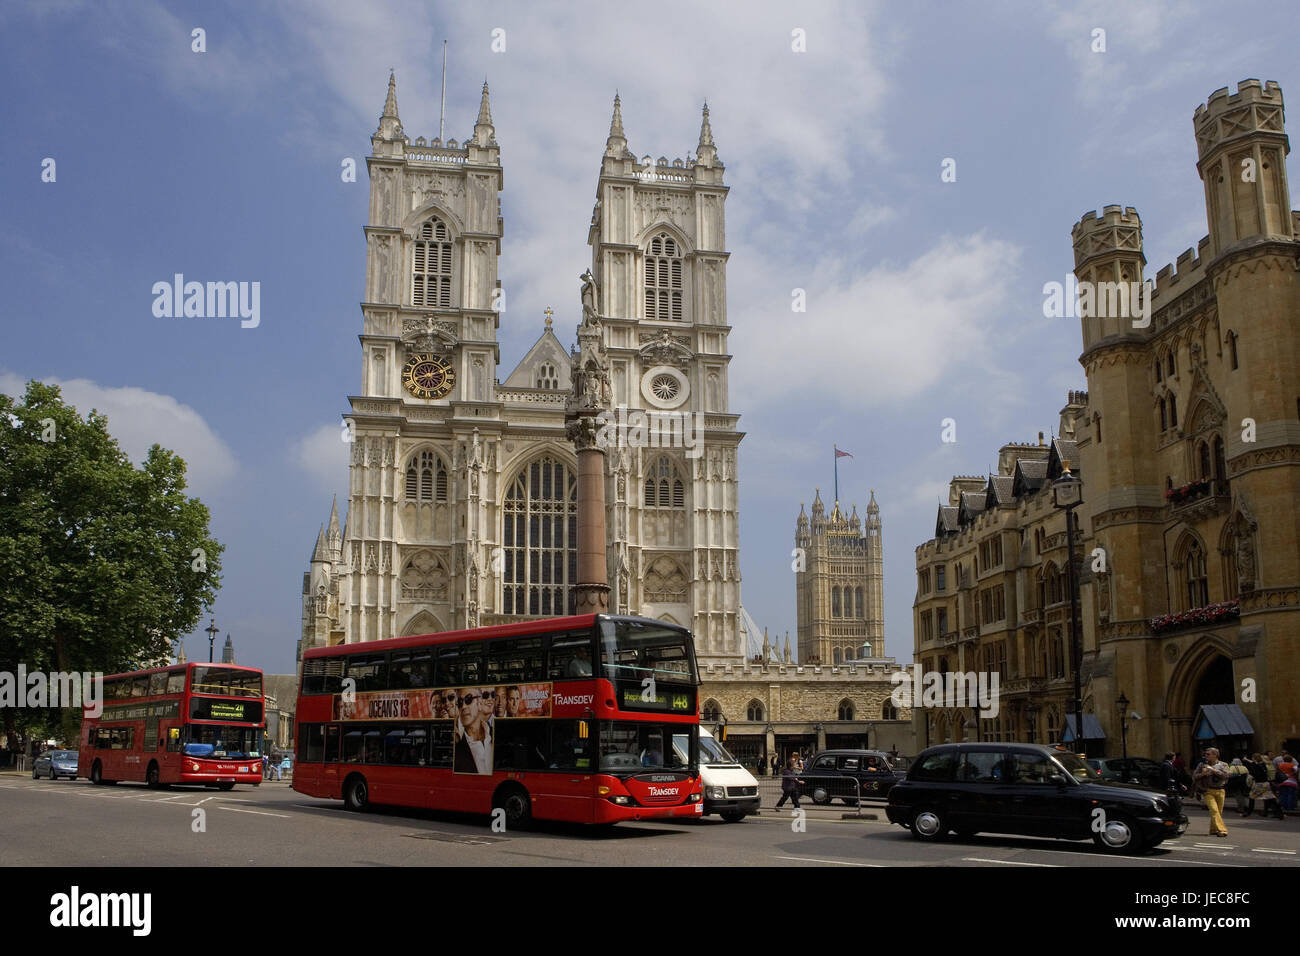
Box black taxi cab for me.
[885,742,1188,854]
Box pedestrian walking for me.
[1193,747,1231,837]
[262,753,270,779]
[1227,758,1252,814]
[1276,752,1298,814]
[775,756,801,810]
[269,746,283,781]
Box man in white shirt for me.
[454,691,493,774]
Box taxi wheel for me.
[1093,812,1146,854]
[910,807,948,841]
[811,787,831,805]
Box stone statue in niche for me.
[1235,522,1257,592]
[373,236,391,300]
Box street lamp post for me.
[205,619,219,664]
[1052,462,1085,757]
[1117,692,1129,761]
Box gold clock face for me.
[402,353,455,399]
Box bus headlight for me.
[609,795,630,805]
[190,762,201,772]
[689,792,702,802]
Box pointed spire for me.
[868,488,879,513]
[377,71,404,141]
[175,641,187,666]
[784,632,791,663]
[326,496,341,546]
[604,92,629,159]
[383,70,399,118]
[472,79,496,147]
[696,101,719,167]
[610,92,625,138]
[312,524,328,562]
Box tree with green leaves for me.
[0,380,223,750]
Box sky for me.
[2,0,1296,675]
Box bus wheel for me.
[493,784,531,830]
[216,782,235,792]
[343,775,369,812]
[146,763,162,789]
[90,762,104,785]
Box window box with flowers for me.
[1165,479,1212,505]
[1149,601,1240,634]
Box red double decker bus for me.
[78,663,265,790]
[293,614,702,826]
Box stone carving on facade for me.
[402,315,459,352]
[373,235,391,301]
[401,550,449,600]
[637,329,693,371]
[645,555,688,602]
[377,167,395,223]
[410,172,465,210]
[1096,571,1111,622]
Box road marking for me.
[961,857,1060,867]
[1252,848,1296,855]
[217,807,291,818]
[774,856,883,867]
[1192,842,1237,849]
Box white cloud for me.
[292,422,350,499]
[0,372,238,497]
[732,233,1024,410]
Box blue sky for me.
[2,1,1296,674]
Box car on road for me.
[34,749,79,780]
[673,728,759,822]
[885,742,1188,854]
[1087,756,1165,789]
[798,749,902,805]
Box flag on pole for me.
[835,448,854,459]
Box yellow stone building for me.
[914,78,1300,759]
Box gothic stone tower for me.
[794,489,885,664]
[301,79,747,667]
[590,96,746,666]
[1073,79,1300,756]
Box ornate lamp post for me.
[1052,462,1085,756]
[565,270,611,613]
[205,618,219,664]
[1117,692,1129,761]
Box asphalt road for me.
[4,771,1299,868]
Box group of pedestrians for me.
[1180,747,1296,838]
[262,746,284,781]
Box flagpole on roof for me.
[834,444,839,504]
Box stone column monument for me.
[566,269,611,613]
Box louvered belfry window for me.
[645,233,683,321]
[643,456,685,509]
[405,451,447,502]
[413,218,453,307]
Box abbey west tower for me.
[300,76,746,667]
[794,491,885,665]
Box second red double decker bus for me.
[78,662,265,789]
[293,613,701,826]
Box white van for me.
[673,727,760,822]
